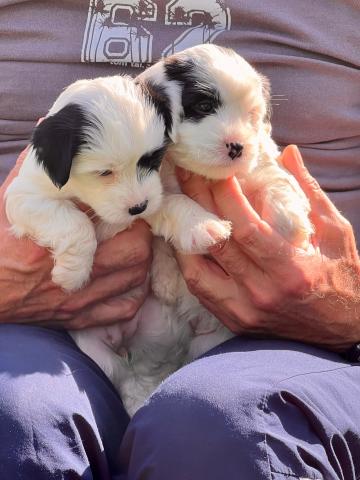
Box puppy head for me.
[138,44,271,179]
[32,75,167,229]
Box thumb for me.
[281,145,337,216]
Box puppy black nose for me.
[128,200,148,216]
[227,142,243,160]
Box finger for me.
[210,177,293,262]
[176,252,240,330]
[208,237,262,283]
[281,146,359,258]
[208,239,283,313]
[94,220,152,273]
[197,296,245,334]
[37,278,150,330]
[281,145,339,217]
[176,167,218,213]
[176,252,257,333]
[62,263,148,312]
[68,291,146,329]
[176,251,237,300]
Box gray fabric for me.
[1,0,359,238]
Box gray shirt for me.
[1,0,359,238]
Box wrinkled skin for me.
[176,145,360,352]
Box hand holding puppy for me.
[176,145,360,351]
[0,148,152,330]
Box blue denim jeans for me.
[0,325,359,479]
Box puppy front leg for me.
[6,180,97,291]
[149,194,231,303]
[150,236,182,304]
[148,193,231,254]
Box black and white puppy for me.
[6,75,166,291]
[138,44,313,252]
[137,44,313,359]
[5,76,193,416]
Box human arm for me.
[176,145,360,352]
[0,148,152,330]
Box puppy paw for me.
[9,224,27,239]
[179,218,232,254]
[52,262,92,292]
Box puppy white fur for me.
[139,44,312,251]
[137,44,313,360]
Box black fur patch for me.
[137,145,167,174]
[32,103,98,189]
[137,80,173,137]
[164,57,221,122]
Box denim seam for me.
[270,470,321,479]
[277,365,356,384]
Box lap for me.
[0,324,128,479]
[121,336,360,480]
[1,325,359,479]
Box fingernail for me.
[176,167,191,183]
[208,240,227,255]
[282,145,304,173]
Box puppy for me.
[6,75,166,291]
[137,44,313,359]
[5,75,192,415]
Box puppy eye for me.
[98,170,113,177]
[193,100,216,114]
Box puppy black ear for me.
[32,103,92,189]
[137,80,173,138]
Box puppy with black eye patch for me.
[137,44,313,360]
[138,44,313,252]
[6,75,167,291]
[5,75,195,416]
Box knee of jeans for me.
[125,356,267,453]
[0,367,74,429]
[120,358,271,479]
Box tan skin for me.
[176,145,360,352]
[0,147,153,330]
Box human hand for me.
[0,148,152,330]
[176,145,360,351]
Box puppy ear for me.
[32,103,92,189]
[137,79,173,140]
